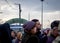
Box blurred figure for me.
[11,30,16,43]
[15,31,22,43]
[0,23,12,43]
[32,19,47,43]
[52,21,60,43]
[47,20,60,43]
[11,30,16,40]
[43,28,50,36]
[21,21,40,43]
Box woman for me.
[11,30,16,43]
[15,32,22,43]
[21,21,40,43]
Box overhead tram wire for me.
[4,0,18,10]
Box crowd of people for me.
[0,19,60,43]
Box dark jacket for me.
[21,33,40,43]
[0,23,12,43]
[36,30,47,43]
[15,39,21,43]
[47,34,56,43]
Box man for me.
[32,19,47,43]
[47,20,60,43]
[32,19,41,32]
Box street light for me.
[41,0,44,1]
[40,0,44,29]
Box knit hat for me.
[23,21,36,31]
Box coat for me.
[21,33,40,43]
[52,36,60,43]
[46,34,56,43]
[15,39,21,43]
[0,23,12,43]
[36,31,47,43]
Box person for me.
[11,30,16,43]
[32,19,41,31]
[21,21,40,43]
[11,30,16,39]
[42,28,50,36]
[53,21,60,43]
[32,19,47,43]
[15,31,22,43]
[47,20,60,43]
[0,23,12,43]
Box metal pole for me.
[19,4,22,31]
[28,13,30,21]
[41,0,44,29]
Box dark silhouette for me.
[0,23,12,43]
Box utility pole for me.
[18,4,22,31]
[41,0,44,29]
[0,4,3,14]
[19,4,21,25]
[28,13,30,21]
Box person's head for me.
[32,19,41,30]
[17,32,22,40]
[23,21,37,34]
[11,30,16,39]
[51,20,60,37]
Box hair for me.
[17,32,22,40]
[32,19,39,22]
[51,20,60,29]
